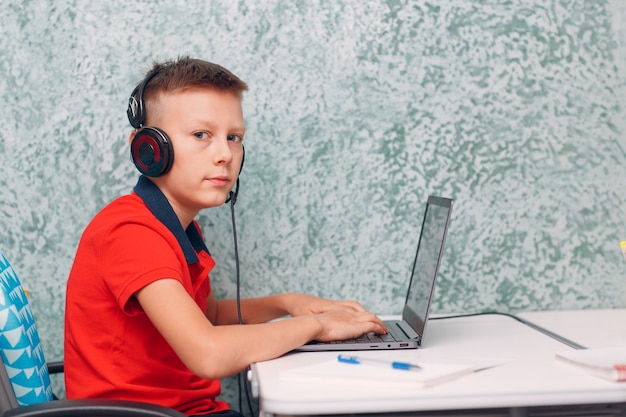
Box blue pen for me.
[337,354,421,371]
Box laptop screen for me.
[402,196,453,339]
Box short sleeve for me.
[99,220,185,315]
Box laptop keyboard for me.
[329,322,406,344]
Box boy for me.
[64,57,387,417]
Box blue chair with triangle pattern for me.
[0,251,185,417]
[0,252,54,406]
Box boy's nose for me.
[214,138,234,165]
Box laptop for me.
[296,195,453,351]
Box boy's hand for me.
[281,293,389,340]
[312,310,388,342]
[283,293,368,316]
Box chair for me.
[0,251,186,417]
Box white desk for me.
[518,309,626,349]
[251,314,626,416]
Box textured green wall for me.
[2,0,626,408]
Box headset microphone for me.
[225,145,245,206]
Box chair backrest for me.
[0,252,54,410]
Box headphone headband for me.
[127,67,162,129]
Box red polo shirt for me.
[64,176,229,415]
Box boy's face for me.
[143,87,245,223]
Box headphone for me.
[127,67,244,203]
[127,68,173,177]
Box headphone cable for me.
[231,189,242,326]
[229,190,255,417]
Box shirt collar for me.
[133,175,209,264]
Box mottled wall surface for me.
[2,0,626,408]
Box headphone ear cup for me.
[130,127,174,177]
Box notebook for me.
[296,195,453,351]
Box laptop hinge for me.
[397,320,420,341]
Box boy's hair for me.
[137,56,248,108]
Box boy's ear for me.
[128,130,137,145]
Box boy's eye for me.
[194,132,209,140]
[227,134,243,142]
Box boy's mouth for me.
[207,176,230,187]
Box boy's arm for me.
[209,293,373,325]
[136,278,386,380]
